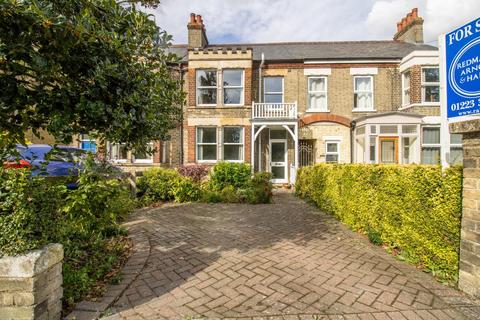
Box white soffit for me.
[304,68,332,76]
[422,116,441,124]
[400,50,439,72]
[350,67,378,75]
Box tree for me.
[0,0,184,154]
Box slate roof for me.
[168,40,437,63]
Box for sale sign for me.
[442,17,480,121]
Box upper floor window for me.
[223,127,244,162]
[264,77,283,103]
[223,70,244,105]
[307,77,328,111]
[402,72,411,106]
[197,127,217,162]
[422,67,440,103]
[196,70,217,105]
[354,76,374,110]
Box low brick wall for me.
[0,244,63,320]
[450,119,480,298]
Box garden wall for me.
[296,164,463,281]
[0,244,63,320]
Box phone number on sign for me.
[450,98,480,112]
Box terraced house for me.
[76,8,462,183]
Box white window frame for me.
[421,126,441,164]
[325,141,340,163]
[196,69,217,107]
[402,71,411,106]
[222,126,244,162]
[307,76,328,112]
[133,142,154,164]
[223,69,244,106]
[353,76,375,111]
[263,77,284,103]
[421,66,440,103]
[196,127,218,163]
[109,143,128,163]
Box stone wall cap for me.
[0,244,63,278]
[450,118,480,134]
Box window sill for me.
[305,109,330,113]
[352,109,376,113]
[197,160,217,164]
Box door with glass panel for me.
[269,140,288,183]
[379,137,398,164]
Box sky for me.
[143,0,480,46]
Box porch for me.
[251,102,299,184]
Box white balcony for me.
[252,102,297,120]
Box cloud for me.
[144,0,480,45]
[367,0,480,44]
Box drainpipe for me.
[179,62,185,165]
[350,120,356,163]
[259,53,265,102]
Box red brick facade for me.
[187,125,196,163]
[188,69,196,107]
[300,114,351,127]
[244,125,251,163]
[244,68,252,106]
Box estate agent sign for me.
[440,17,480,122]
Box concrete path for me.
[103,192,480,320]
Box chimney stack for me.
[393,8,424,44]
[187,13,208,49]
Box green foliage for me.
[296,164,463,282]
[0,156,135,309]
[210,162,252,191]
[137,168,182,202]
[139,164,273,205]
[0,0,184,153]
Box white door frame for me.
[269,139,288,183]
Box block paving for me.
[103,192,480,319]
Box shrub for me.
[136,168,181,202]
[172,177,201,203]
[0,156,135,310]
[295,164,463,282]
[210,162,251,191]
[177,165,210,183]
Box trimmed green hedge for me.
[295,164,463,281]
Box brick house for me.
[75,8,461,182]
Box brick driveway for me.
[104,192,480,320]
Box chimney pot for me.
[412,8,418,18]
[190,13,196,23]
[397,22,402,32]
[198,15,203,25]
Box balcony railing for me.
[252,102,297,120]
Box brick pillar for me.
[245,125,251,164]
[153,141,161,164]
[450,119,480,298]
[409,65,422,104]
[245,68,253,106]
[188,69,196,107]
[187,126,196,163]
[0,244,63,320]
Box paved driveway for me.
[104,192,480,320]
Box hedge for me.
[295,164,463,281]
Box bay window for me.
[197,127,217,162]
[264,77,283,103]
[422,67,440,103]
[223,70,244,105]
[307,77,328,111]
[223,127,244,161]
[196,70,217,105]
[354,76,374,110]
[450,133,463,165]
[421,127,440,164]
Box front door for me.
[270,140,288,183]
[379,137,398,164]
